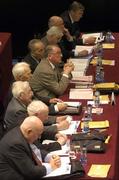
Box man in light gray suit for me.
[30,45,74,98]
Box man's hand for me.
[49,98,63,104]
[56,116,67,123]
[55,133,67,145]
[50,155,61,170]
[63,62,74,75]
[57,120,70,131]
[57,103,67,111]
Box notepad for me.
[90,58,115,66]
[94,82,116,89]
[102,43,115,49]
[88,164,111,178]
[81,120,109,129]
[75,45,94,54]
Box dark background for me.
[0,0,118,58]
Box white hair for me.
[12,62,30,80]
[12,81,30,98]
[27,100,48,116]
[47,26,63,37]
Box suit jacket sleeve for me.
[39,71,70,96]
[7,143,47,179]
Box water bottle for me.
[94,91,100,107]
[80,145,87,165]
[99,67,104,82]
[95,65,101,83]
[82,114,90,133]
[105,31,112,43]
[95,42,103,58]
[66,138,71,153]
[87,104,92,121]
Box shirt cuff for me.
[54,104,59,112]
[63,74,69,78]
[42,163,53,175]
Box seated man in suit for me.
[22,39,45,73]
[6,62,67,114]
[30,45,74,98]
[48,15,88,62]
[27,100,69,143]
[4,81,70,137]
[0,116,61,180]
[60,1,95,45]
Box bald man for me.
[0,116,61,180]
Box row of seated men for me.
[0,1,97,179]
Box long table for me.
[0,33,12,104]
[60,33,119,180]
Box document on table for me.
[63,101,82,107]
[69,88,93,99]
[72,75,93,82]
[81,120,109,129]
[59,121,80,135]
[44,157,71,178]
[88,164,111,178]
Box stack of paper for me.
[88,164,111,178]
[69,88,93,99]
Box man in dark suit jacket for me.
[22,39,45,73]
[4,81,69,139]
[30,45,74,98]
[0,116,61,180]
[60,1,95,45]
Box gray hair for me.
[69,1,85,12]
[12,62,30,80]
[47,26,63,37]
[12,81,30,98]
[27,100,48,116]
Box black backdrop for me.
[0,0,118,58]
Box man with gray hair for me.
[4,81,70,137]
[22,39,45,73]
[0,116,61,179]
[41,26,63,47]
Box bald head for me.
[48,16,64,32]
[20,116,44,143]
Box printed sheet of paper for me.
[88,164,111,178]
[44,157,71,178]
[69,88,93,99]
[59,121,80,135]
